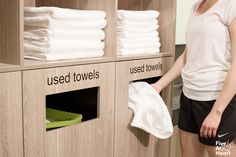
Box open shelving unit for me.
[22,0,117,69]
[0,0,117,71]
[0,0,176,157]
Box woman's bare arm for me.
[152,48,187,93]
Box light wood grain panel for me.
[117,52,172,61]
[159,0,176,53]
[22,53,172,71]
[127,57,171,81]
[118,0,142,10]
[23,57,115,70]
[118,0,159,10]
[38,0,116,9]
[0,0,21,65]
[114,57,172,157]
[23,68,46,157]
[114,61,154,157]
[0,72,23,157]
[24,0,36,6]
[20,0,24,65]
[141,0,159,10]
[23,62,115,157]
[0,63,21,73]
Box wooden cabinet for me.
[0,72,23,157]
[23,63,115,157]
[114,57,172,157]
[0,0,176,156]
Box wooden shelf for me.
[0,63,21,73]
[116,52,173,61]
[22,56,115,70]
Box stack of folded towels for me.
[24,7,107,61]
[117,10,161,56]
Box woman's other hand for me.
[200,110,222,138]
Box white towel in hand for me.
[117,19,158,27]
[117,48,160,56]
[24,7,106,20]
[24,29,105,41]
[128,82,173,139]
[24,16,107,29]
[118,10,160,21]
[24,40,104,53]
[117,25,159,33]
[25,50,104,61]
[117,31,159,39]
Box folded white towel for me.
[117,31,159,39]
[24,7,106,20]
[25,50,104,61]
[24,29,105,41]
[118,41,161,50]
[117,25,159,33]
[24,40,104,53]
[24,16,107,29]
[117,48,160,56]
[128,82,173,139]
[117,37,160,44]
[117,19,158,27]
[118,10,160,21]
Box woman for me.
[152,0,236,156]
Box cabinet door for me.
[114,57,172,157]
[23,63,115,157]
[0,72,23,157]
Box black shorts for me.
[178,92,236,146]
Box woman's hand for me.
[200,110,222,138]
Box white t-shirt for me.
[182,0,236,101]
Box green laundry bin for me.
[46,108,83,130]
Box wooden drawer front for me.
[23,62,115,157]
[114,57,172,157]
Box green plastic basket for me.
[46,108,83,130]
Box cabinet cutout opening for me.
[45,87,99,131]
[132,76,161,84]
[130,76,162,95]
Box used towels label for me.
[47,70,100,86]
[129,62,163,74]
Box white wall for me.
[175,0,196,45]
